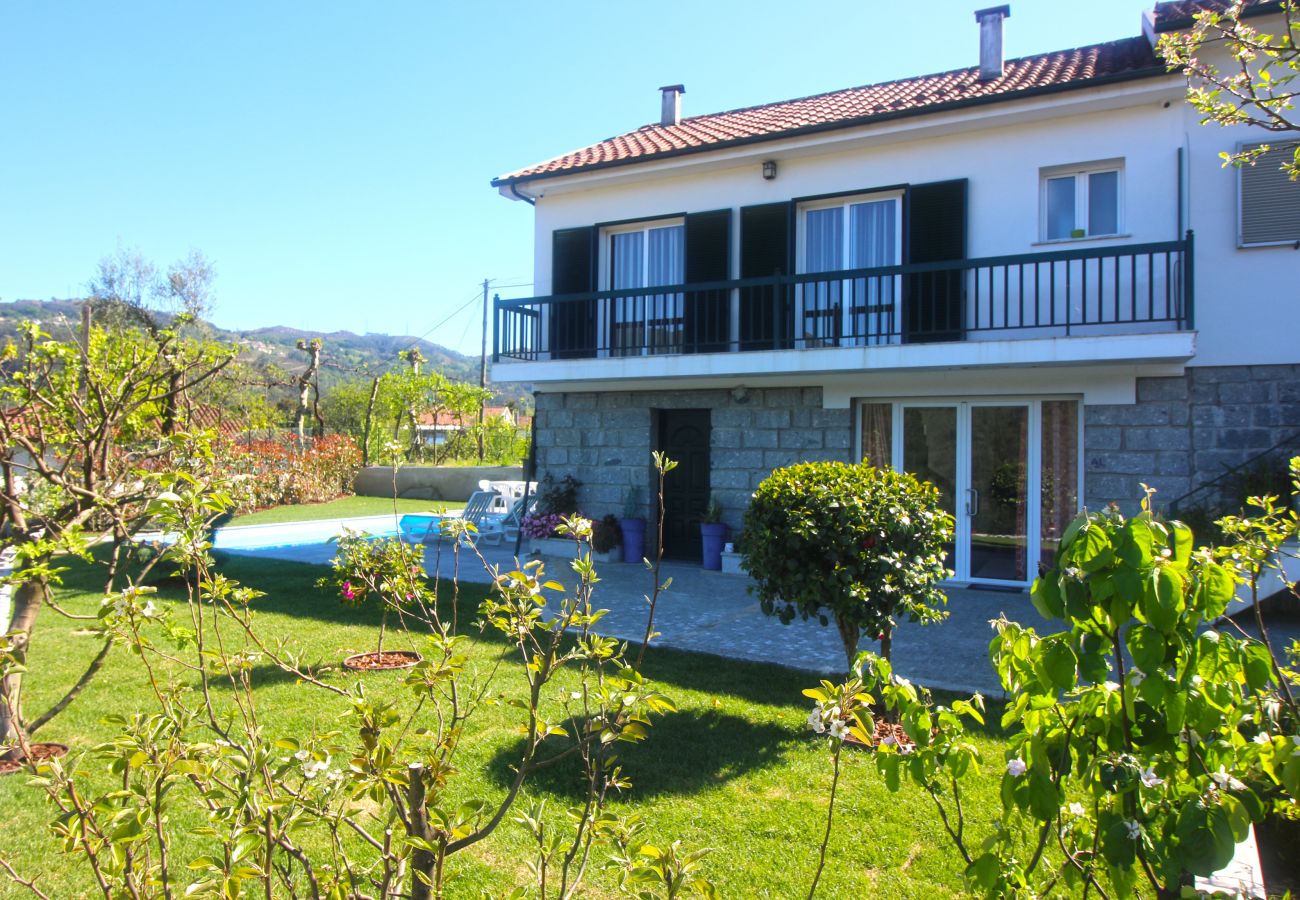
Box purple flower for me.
[342,581,357,600]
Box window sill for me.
[1031,233,1131,247]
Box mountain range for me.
[0,298,529,408]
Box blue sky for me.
[1,0,1153,354]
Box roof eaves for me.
[1152,0,1285,32]
[489,63,1172,189]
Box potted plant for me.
[590,514,622,563]
[699,493,728,571]
[619,485,646,563]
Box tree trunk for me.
[361,375,380,468]
[0,575,46,754]
[834,613,859,677]
[880,628,892,665]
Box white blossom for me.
[1068,802,1087,817]
[829,720,849,741]
[1125,820,1141,841]
[141,601,158,618]
[1210,767,1246,791]
[1006,758,1027,777]
[1139,767,1164,788]
[294,749,310,761]
[1252,732,1270,746]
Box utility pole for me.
[478,278,489,462]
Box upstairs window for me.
[605,220,685,355]
[1041,161,1122,241]
[1239,140,1300,247]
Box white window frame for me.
[1039,160,1124,242]
[853,396,1084,587]
[794,190,903,347]
[597,217,686,357]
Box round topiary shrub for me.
[742,460,954,671]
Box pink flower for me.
[342,581,357,600]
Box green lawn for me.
[0,552,1014,898]
[230,494,466,526]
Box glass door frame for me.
[858,396,1083,588]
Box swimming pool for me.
[210,513,449,564]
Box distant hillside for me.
[0,298,530,409]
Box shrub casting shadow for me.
[486,707,798,800]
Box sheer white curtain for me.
[802,207,842,346]
[849,199,898,345]
[611,231,644,355]
[610,225,683,355]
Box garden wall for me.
[353,465,523,502]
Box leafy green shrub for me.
[742,461,953,669]
[813,485,1300,897]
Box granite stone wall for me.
[532,386,851,530]
[533,364,1300,530]
[1084,364,1300,512]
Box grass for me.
[230,494,466,526]
[0,550,1014,898]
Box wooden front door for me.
[656,409,711,560]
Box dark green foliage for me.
[742,461,953,667]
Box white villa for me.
[489,0,1300,588]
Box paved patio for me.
[224,536,1300,699]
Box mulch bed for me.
[342,650,422,672]
[0,742,69,776]
[844,720,917,752]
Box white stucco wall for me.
[504,29,1299,372]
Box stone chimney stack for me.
[659,84,685,126]
[974,6,1011,81]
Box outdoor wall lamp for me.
[761,160,778,180]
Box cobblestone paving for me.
[225,537,1038,695]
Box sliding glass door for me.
[860,399,1080,587]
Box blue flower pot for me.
[619,517,646,563]
[700,522,728,570]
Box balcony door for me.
[861,399,1080,587]
[606,221,685,356]
[798,193,901,347]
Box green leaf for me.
[1035,638,1078,691]
[1031,574,1064,621]
[1199,563,1236,620]
[1027,771,1059,821]
[1176,801,1237,877]
[1076,526,1115,574]
[1125,625,1166,674]
[1118,518,1154,568]
[1242,643,1274,690]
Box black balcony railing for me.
[494,233,1194,362]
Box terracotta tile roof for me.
[493,36,1166,186]
[1152,0,1283,31]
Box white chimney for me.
[659,84,685,126]
[974,5,1011,82]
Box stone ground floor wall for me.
[533,364,1300,531]
[1083,364,1300,512]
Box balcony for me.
[494,235,1195,382]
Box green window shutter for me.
[684,209,731,353]
[550,227,597,359]
[1240,140,1300,246]
[739,202,793,349]
[904,179,967,343]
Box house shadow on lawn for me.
[486,707,798,800]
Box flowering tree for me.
[743,461,953,671]
[1158,0,1300,178]
[0,318,234,750]
[807,484,1299,897]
